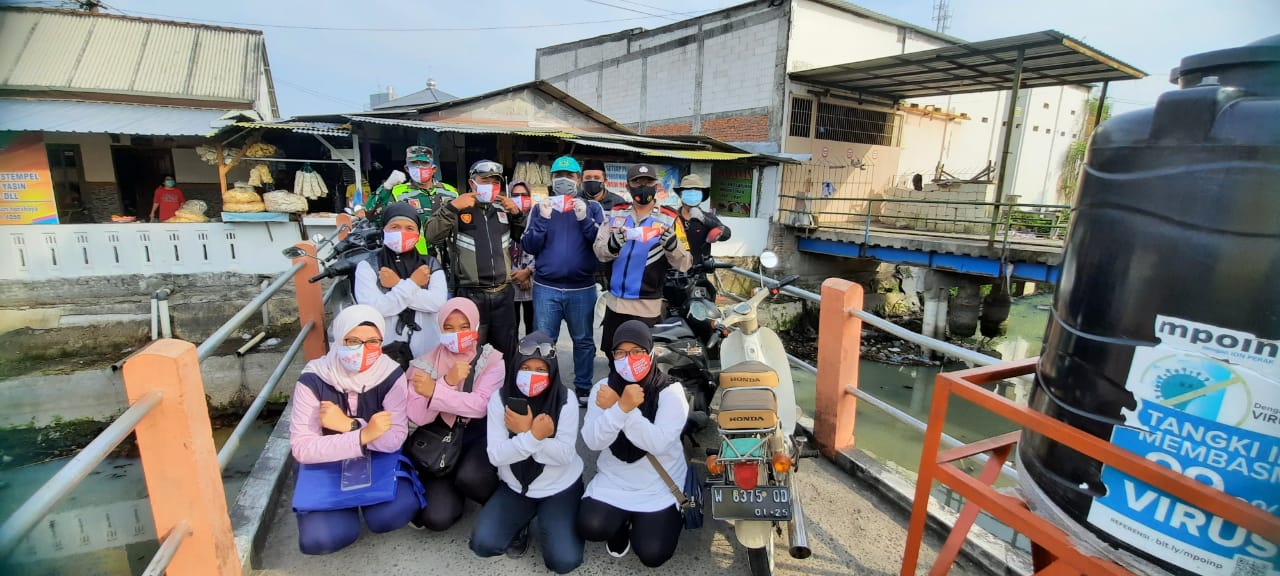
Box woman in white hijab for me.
[288,304,420,554]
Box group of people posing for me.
[289,146,731,572]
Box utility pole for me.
[932,0,952,35]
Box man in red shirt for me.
[150,175,185,221]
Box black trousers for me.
[577,497,682,568]
[515,299,535,337]
[414,437,499,531]
[600,307,658,357]
[457,284,516,361]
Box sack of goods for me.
[223,182,265,213]
[167,200,210,223]
[293,169,330,200]
[263,191,308,213]
[195,144,240,166]
[243,142,278,158]
[247,164,274,187]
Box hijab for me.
[301,304,402,395]
[421,298,489,426]
[502,331,568,493]
[606,320,673,463]
[376,202,438,335]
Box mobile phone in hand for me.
[507,397,530,415]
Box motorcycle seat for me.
[652,321,695,342]
[719,360,778,389]
[718,388,778,430]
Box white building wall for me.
[567,71,601,110]
[631,26,697,51]
[788,0,950,73]
[43,133,115,181]
[644,43,697,120]
[540,50,576,79]
[599,59,643,124]
[700,19,779,115]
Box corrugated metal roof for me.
[0,8,267,108]
[373,85,457,110]
[232,121,350,137]
[567,138,755,161]
[0,98,229,136]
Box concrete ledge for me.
[229,400,296,572]
[833,447,1033,576]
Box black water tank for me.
[1020,35,1280,576]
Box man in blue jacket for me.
[521,156,605,405]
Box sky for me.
[9,0,1278,117]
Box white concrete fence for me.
[1,222,301,281]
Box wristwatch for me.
[348,419,361,432]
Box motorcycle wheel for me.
[746,530,775,576]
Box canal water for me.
[0,417,276,575]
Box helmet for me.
[468,159,503,180]
[550,156,581,174]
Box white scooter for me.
[691,251,815,576]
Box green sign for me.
[710,163,753,217]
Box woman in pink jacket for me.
[289,304,419,555]
[405,297,504,530]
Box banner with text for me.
[0,132,57,225]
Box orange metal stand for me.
[900,358,1280,576]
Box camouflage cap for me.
[406,145,434,163]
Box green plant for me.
[1059,96,1112,202]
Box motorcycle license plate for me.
[709,486,791,521]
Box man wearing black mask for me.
[579,159,624,211]
[593,164,690,356]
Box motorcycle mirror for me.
[759,251,779,269]
[281,247,305,259]
[689,299,722,321]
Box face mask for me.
[511,196,532,212]
[439,330,478,354]
[551,177,578,197]
[408,165,435,184]
[516,370,551,397]
[582,180,604,198]
[337,343,381,373]
[680,190,702,206]
[163,179,176,188]
[474,182,497,203]
[629,185,657,206]
[382,229,418,253]
[613,353,651,383]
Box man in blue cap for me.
[521,156,606,405]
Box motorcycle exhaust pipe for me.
[787,477,812,559]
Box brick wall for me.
[643,122,694,136]
[82,181,121,223]
[701,114,770,142]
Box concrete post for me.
[814,278,863,458]
[291,241,328,361]
[122,340,241,576]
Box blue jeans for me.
[533,283,598,393]
[470,479,585,574]
[295,477,421,555]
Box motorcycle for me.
[695,251,816,576]
[653,260,736,438]
[289,216,382,310]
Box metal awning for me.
[568,138,755,161]
[790,30,1145,101]
[0,98,233,136]
[231,121,350,137]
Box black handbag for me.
[404,353,482,477]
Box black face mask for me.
[582,180,605,198]
[629,185,657,206]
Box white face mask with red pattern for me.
[337,344,380,373]
[613,353,651,383]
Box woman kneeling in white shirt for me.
[578,320,689,568]
[470,331,584,574]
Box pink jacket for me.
[405,346,504,426]
[289,376,410,464]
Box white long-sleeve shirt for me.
[353,258,448,358]
[581,378,689,513]
[485,392,584,498]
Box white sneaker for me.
[606,539,631,559]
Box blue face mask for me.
[680,190,702,206]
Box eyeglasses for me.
[611,348,649,361]
[519,340,556,357]
[342,337,383,347]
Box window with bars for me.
[814,101,897,146]
[789,97,813,138]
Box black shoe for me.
[605,525,630,558]
[506,527,531,558]
[576,388,590,407]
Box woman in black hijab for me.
[469,331,584,573]
[353,201,448,369]
[577,320,689,568]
